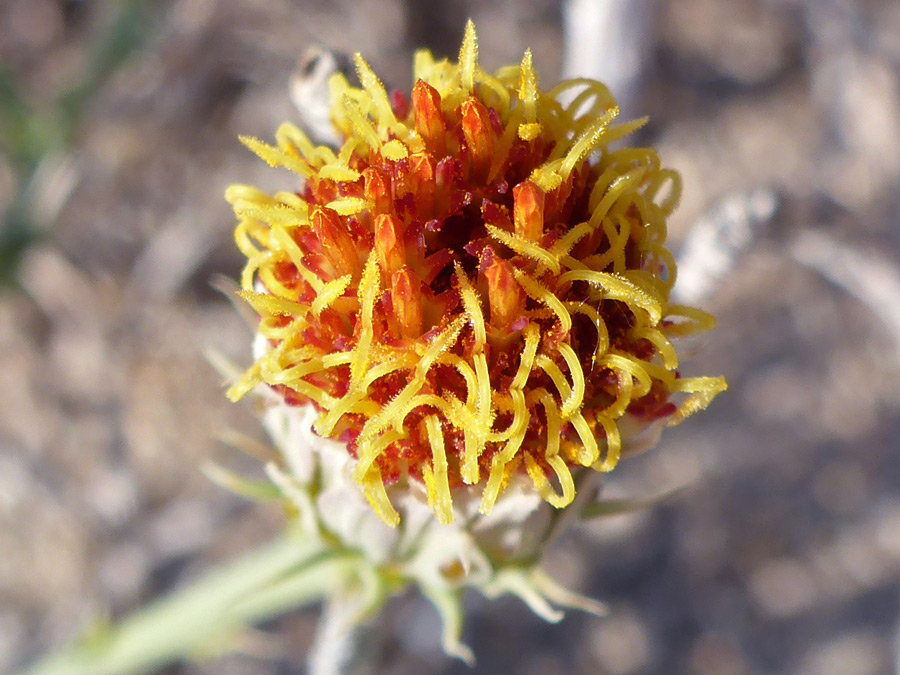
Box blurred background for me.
[2,0,900,673]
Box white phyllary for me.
[258,384,555,571]
[253,355,612,667]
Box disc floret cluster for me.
[227,22,725,526]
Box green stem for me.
[19,532,345,675]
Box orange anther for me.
[513,180,544,243]
[364,168,393,218]
[434,157,457,217]
[391,266,424,339]
[481,247,525,331]
[411,80,447,157]
[375,213,406,275]
[409,153,436,219]
[311,207,362,277]
[461,97,495,183]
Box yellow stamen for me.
[459,20,478,93]
[424,415,454,524]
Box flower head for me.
[226,22,725,527]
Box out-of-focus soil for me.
[2,1,900,673]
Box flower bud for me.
[391,266,424,339]
[311,207,362,277]
[412,79,447,157]
[409,152,436,219]
[374,213,405,275]
[481,247,525,332]
[364,167,393,217]
[513,180,545,243]
[461,97,495,183]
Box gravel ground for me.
[2,1,900,673]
